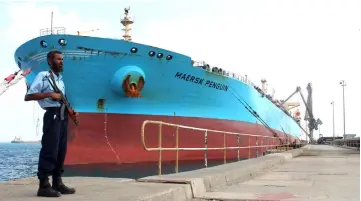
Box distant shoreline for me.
[0,142,41,144]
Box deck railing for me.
[334,137,360,149]
[40,27,66,36]
[192,60,255,89]
[140,120,294,175]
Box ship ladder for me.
[33,101,41,136]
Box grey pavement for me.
[0,145,358,201]
[0,177,192,201]
[202,145,360,201]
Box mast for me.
[120,7,134,41]
[261,79,267,94]
[51,11,53,35]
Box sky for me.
[0,0,360,142]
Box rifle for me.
[47,70,79,126]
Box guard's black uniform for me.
[38,106,68,180]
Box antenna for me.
[51,11,53,35]
[120,7,134,41]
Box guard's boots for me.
[37,178,61,197]
[52,177,76,194]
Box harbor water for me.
[0,142,239,181]
[0,143,40,181]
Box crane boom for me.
[280,83,321,144]
[77,28,99,36]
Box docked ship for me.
[12,8,310,171]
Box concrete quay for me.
[0,145,358,201]
[203,145,360,201]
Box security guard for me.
[25,50,77,197]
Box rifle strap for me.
[48,70,66,120]
[48,70,71,102]
[48,70,61,93]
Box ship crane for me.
[283,102,300,111]
[281,83,322,144]
[77,28,99,36]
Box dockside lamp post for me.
[339,80,346,145]
[331,101,335,145]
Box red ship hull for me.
[65,113,297,167]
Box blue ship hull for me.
[14,34,301,165]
